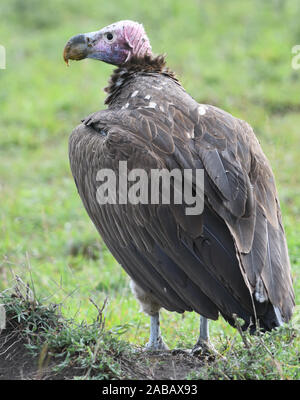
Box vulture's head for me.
[63,20,152,66]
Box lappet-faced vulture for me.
[64,20,294,351]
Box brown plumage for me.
[64,20,295,349]
[69,54,294,335]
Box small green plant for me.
[188,316,300,380]
[0,279,134,379]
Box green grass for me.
[0,0,299,379]
[1,281,134,379]
[1,282,299,379]
[189,321,300,380]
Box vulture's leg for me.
[192,316,217,356]
[199,315,209,341]
[193,315,209,348]
[144,312,169,351]
[129,280,168,351]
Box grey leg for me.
[193,315,210,349]
[192,315,216,356]
[144,312,169,351]
[199,315,209,342]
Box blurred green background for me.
[0,0,299,348]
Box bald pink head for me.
[63,20,152,66]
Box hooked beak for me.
[63,31,100,65]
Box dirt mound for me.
[0,326,82,380]
[0,326,205,380]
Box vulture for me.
[63,20,295,352]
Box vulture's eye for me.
[105,32,114,42]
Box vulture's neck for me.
[104,54,179,106]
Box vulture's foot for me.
[191,316,224,359]
[144,335,169,352]
[143,312,169,351]
[191,339,220,359]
